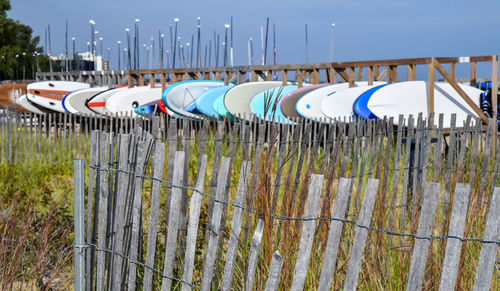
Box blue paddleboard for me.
[250,85,298,123]
[352,84,388,120]
[214,94,231,118]
[194,85,234,118]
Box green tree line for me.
[0,0,56,81]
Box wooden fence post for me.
[406,182,441,291]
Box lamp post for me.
[134,19,140,69]
[304,22,309,64]
[196,17,201,68]
[89,20,95,70]
[186,42,191,67]
[125,28,131,70]
[117,41,121,70]
[15,54,19,80]
[99,37,103,57]
[107,47,110,70]
[224,24,229,67]
[72,37,76,71]
[123,48,128,70]
[172,18,179,68]
[160,33,164,69]
[150,37,155,69]
[329,23,335,62]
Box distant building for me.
[53,52,108,71]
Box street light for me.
[172,18,179,68]
[89,20,96,70]
[117,41,121,70]
[134,19,140,69]
[72,37,76,71]
[224,24,229,67]
[186,42,190,67]
[160,33,165,69]
[125,28,131,70]
[99,37,103,57]
[150,37,155,68]
[22,52,26,81]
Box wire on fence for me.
[89,164,500,245]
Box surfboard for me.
[195,85,235,118]
[62,87,108,115]
[250,86,298,123]
[105,86,163,117]
[296,82,386,121]
[163,80,226,119]
[86,86,128,116]
[280,83,330,119]
[321,84,387,121]
[354,81,484,127]
[17,94,48,114]
[213,94,231,119]
[26,81,90,113]
[224,81,288,121]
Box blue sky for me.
[8,0,500,78]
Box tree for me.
[0,0,53,80]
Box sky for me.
[7,0,500,78]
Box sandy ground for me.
[0,83,29,112]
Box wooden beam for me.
[128,74,134,88]
[367,66,373,85]
[449,63,455,81]
[391,66,398,82]
[374,66,379,80]
[357,67,363,81]
[348,67,355,87]
[434,58,489,123]
[376,68,387,81]
[428,59,435,114]
[161,74,166,92]
[470,61,477,87]
[150,74,155,88]
[296,70,303,88]
[492,56,498,123]
[335,68,349,83]
[281,70,288,85]
[407,64,416,81]
[267,70,273,81]
[252,71,258,82]
[139,74,145,86]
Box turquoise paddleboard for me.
[214,94,231,118]
[250,85,298,123]
[194,85,234,118]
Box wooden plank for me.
[470,61,477,87]
[290,174,324,290]
[367,66,373,85]
[317,178,352,291]
[388,115,404,230]
[376,67,387,81]
[438,184,471,291]
[357,66,362,81]
[221,161,252,291]
[86,131,99,291]
[110,134,132,290]
[348,67,355,87]
[142,142,166,291]
[401,115,415,229]
[343,178,379,291]
[201,157,231,291]
[182,155,208,291]
[434,58,488,123]
[95,132,110,291]
[160,151,186,291]
[472,187,500,291]
[244,218,265,291]
[428,58,435,114]
[406,182,441,291]
[126,138,151,291]
[491,56,498,124]
[264,251,284,291]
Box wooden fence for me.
[1,107,500,290]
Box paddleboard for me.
[62,87,108,115]
[195,85,234,118]
[26,81,90,113]
[106,86,163,117]
[17,94,48,114]
[213,94,231,119]
[163,80,226,119]
[250,86,298,123]
[321,84,387,121]
[280,83,330,119]
[87,86,128,116]
[296,82,386,121]
[224,81,289,121]
[355,81,484,127]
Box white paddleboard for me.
[106,86,163,117]
[366,81,483,127]
[320,85,384,121]
[17,94,48,114]
[26,81,90,113]
[87,86,129,117]
[62,87,108,115]
[296,81,386,121]
[224,81,288,121]
[163,80,226,119]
